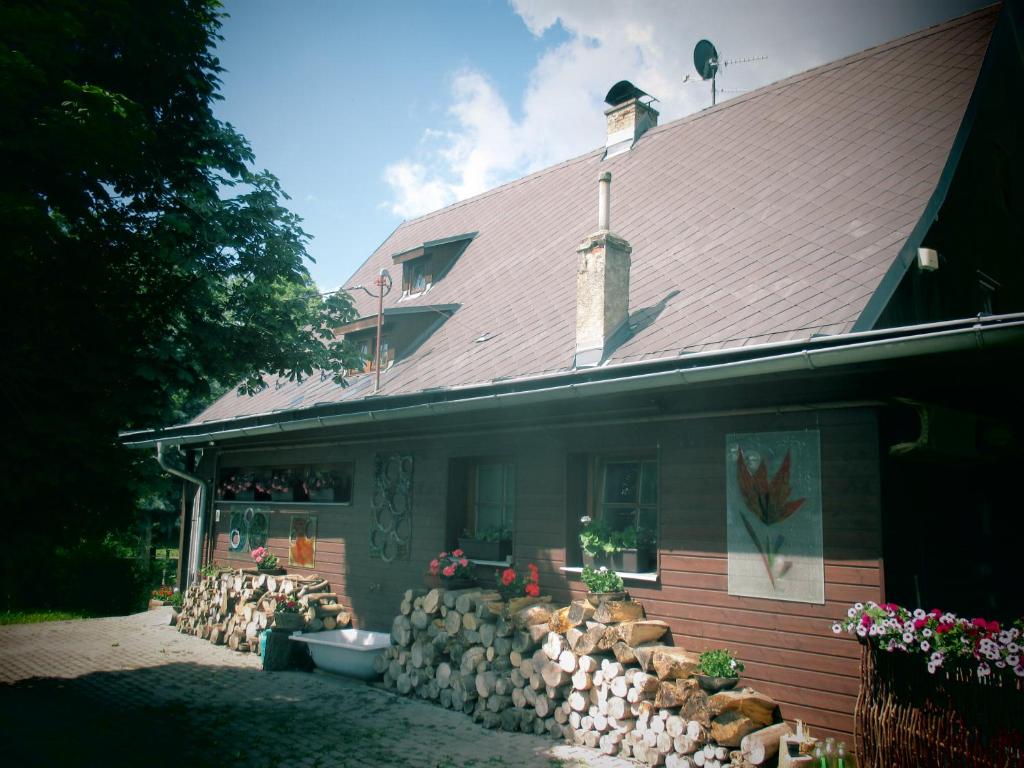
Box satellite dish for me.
[693,39,719,80]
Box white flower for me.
[1008,642,1020,653]
[927,662,936,674]
[977,662,991,678]
[1007,655,1019,666]
[854,602,864,611]
[848,607,857,618]
[1015,664,1024,678]
[914,609,926,619]
[856,625,868,637]
[920,640,931,652]
[941,613,955,624]
[921,628,932,638]
[999,631,1013,644]
[903,632,914,644]
[931,651,944,662]
[996,660,1007,668]
[832,623,843,634]
[579,516,592,525]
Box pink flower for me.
[429,559,440,575]
[459,559,468,567]
[442,565,456,578]
[861,614,874,628]
[913,618,927,630]
[501,568,516,586]
[453,549,464,557]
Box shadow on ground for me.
[0,662,576,768]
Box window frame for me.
[472,460,516,535]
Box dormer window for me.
[392,231,476,300]
[334,305,459,377]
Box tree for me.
[0,0,359,607]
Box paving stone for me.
[0,609,631,768]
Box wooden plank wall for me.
[201,406,881,741]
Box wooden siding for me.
[201,406,881,741]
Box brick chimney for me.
[575,171,631,368]
[604,80,659,159]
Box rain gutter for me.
[125,314,1024,450]
[156,442,206,587]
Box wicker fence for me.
[855,642,1024,768]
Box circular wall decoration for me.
[370,453,413,561]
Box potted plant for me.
[458,525,513,562]
[579,517,615,568]
[224,471,256,501]
[429,549,477,589]
[581,565,627,603]
[697,648,744,693]
[495,562,541,602]
[149,585,175,610]
[272,594,304,631]
[609,526,656,573]
[270,469,295,502]
[304,468,336,502]
[251,546,283,574]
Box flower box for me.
[610,548,654,573]
[587,590,628,604]
[270,490,294,502]
[458,537,511,562]
[308,488,335,503]
[581,551,610,569]
[234,489,255,501]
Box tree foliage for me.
[0,0,359,601]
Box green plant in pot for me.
[697,648,744,693]
[581,565,627,602]
[579,517,617,568]
[608,525,656,573]
[458,525,513,562]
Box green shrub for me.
[581,565,624,593]
[698,648,744,678]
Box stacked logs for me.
[174,568,350,652]
[380,587,792,767]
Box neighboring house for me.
[127,5,1024,741]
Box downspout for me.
[157,441,206,588]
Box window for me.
[474,462,516,533]
[392,231,477,299]
[598,458,658,535]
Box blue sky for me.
[213,0,988,291]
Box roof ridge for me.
[374,3,999,241]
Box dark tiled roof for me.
[193,7,997,426]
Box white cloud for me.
[383,0,977,218]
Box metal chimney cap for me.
[605,80,649,106]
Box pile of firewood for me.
[174,569,350,652]
[379,587,792,767]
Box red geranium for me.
[495,562,541,601]
[428,550,475,583]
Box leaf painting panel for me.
[726,430,823,603]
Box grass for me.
[0,610,94,625]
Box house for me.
[126,4,1024,742]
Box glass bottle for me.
[824,737,837,767]
[836,741,851,768]
[813,742,827,768]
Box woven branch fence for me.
[855,643,1023,768]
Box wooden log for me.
[486,694,512,713]
[558,649,578,674]
[566,600,596,627]
[478,622,496,648]
[391,614,412,647]
[617,620,670,647]
[442,587,477,610]
[573,623,608,656]
[443,610,462,635]
[652,648,701,680]
[541,661,571,688]
[514,603,553,629]
[460,646,486,675]
[422,588,444,614]
[593,600,645,625]
[707,690,777,728]
[739,721,792,765]
[568,690,589,712]
[461,611,479,632]
[505,594,551,616]
[543,632,568,661]
[571,669,592,690]
[457,590,499,614]
[548,606,572,634]
[710,711,758,748]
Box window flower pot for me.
[308,488,335,503]
[458,537,511,562]
[697,675,739,693]
[581,552,610,569]
[234,489,255,501]
[610,548,654,573]
[441,576,477,590]
[271,490,294,502]
[257,567,286,575]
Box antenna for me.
[692,39,765,107]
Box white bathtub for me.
[289,629,390,680]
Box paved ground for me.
[0,610,632,768]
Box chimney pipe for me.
[598,171,611,231]
[574,172,632,368]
